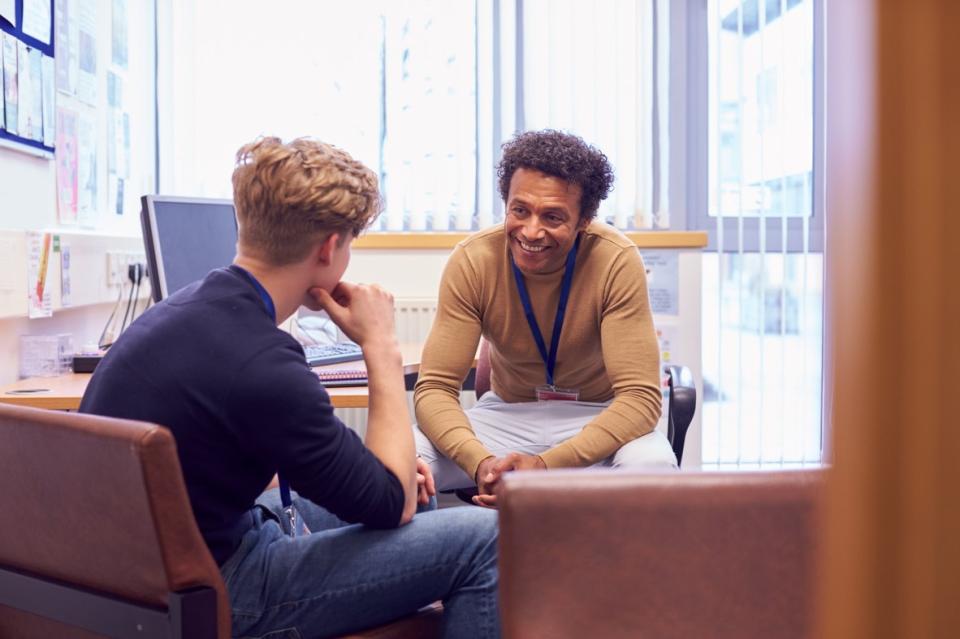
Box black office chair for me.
[452,340,699,503]
[663,363,696,466]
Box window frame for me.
[684,0,825,254]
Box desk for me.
[0,344,427,411]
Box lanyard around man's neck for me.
[510,233,581,387]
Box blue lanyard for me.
[510,234,580,387]
[235,266,294,508]
[234,265,276,322]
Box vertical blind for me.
[701,0,823,467]
[160,0,669,232]
[520,0,670,230]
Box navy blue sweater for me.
[80,266,404,564]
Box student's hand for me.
[309,282,397,349]
[416,457,436,505]
[472,453,546,508]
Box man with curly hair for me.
[81,137,500,638]
[415,129,676,506]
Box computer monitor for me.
[140,195,239,303]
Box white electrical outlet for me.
[106,251,124,287]
[106,251,147,287]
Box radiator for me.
[336,298,477,436]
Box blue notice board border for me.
[0,0,56,155]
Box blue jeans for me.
[220,489,500,639]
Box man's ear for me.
[315,232,342,266]
[576,212,590,230]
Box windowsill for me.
[353,231,708,250]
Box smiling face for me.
[504,168,587,275]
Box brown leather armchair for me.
[0,403,439,639]
[498,468,824,639]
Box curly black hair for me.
[496,130,615,222]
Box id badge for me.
[281,504,312,538]
[536,385,580,401]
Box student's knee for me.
[612,430,678,469]
[454,508,499,564]
[436,506,498,551]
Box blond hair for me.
[232,137,382,265]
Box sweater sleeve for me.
[414,245,491,481]
[539,247,663,468]
[228,343,405,529]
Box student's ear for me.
[315,232,341,266]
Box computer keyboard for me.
[304,342,364,367]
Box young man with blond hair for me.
[81,137,500,639]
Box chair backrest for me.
[499,468,824,639]
[0,403,230,639]
[665,364,696,465]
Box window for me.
[695,0,825,467]
[158,0,668,232]
[161,0,466,230]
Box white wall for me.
[0,0,155,384]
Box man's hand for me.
[473,455,501,507]
[497,452,547,473]
[472,453,546,508]
[308,282,397,349]
[416,457,436,505]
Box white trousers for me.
[414,392,678,492]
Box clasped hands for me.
[472,453,546,508]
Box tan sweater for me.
[414,222,662,480]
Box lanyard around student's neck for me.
[235,266,295,508]
[234,265,277,323]
[510,233,581,387]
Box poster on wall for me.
[55,107,78,223]
[76,0,97,105]
[60,244,72,307]
[27,231,54,319]
[16,41,37,139]
[0,33,5,129]
[24,44,42,140]
[640,250,680,316]
[77,112,98,227]
[2,32,19,135]
[106,70,128,214]
[40,53,53,145]
[656,325,679,365]
[55,0,78,95]
[111,0,127,69]
[0,0,17,27]
[22,0,52,45]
